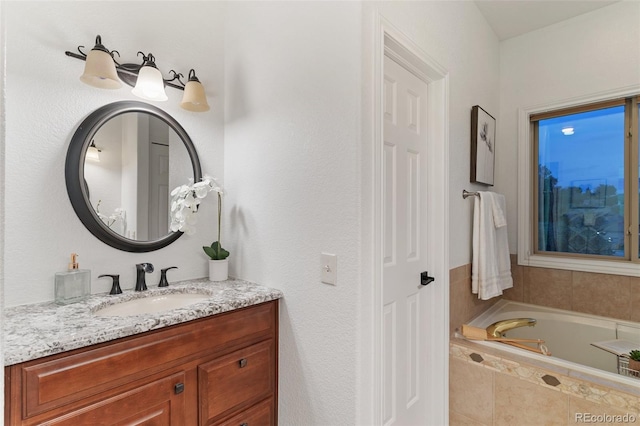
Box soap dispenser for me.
[54,253,91,305]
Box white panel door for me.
[148,142,170,240]
[382,54,430,426]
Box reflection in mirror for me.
[66,100,201,252]
[83,113,192,242]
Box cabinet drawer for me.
[17,302,276,419]
[215,398,274,426]
[42,372,185,426]
[199,340,275,425]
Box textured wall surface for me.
[498,1,640,253]
[224,3,363,424]
[3,1,225,306]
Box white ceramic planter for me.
[208,258,229,282]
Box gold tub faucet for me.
[486,318,537,338]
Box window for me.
[529,96,639,265]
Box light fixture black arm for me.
[65,38,188,91]
[65,50,187,92]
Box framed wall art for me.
[470,105,496,186]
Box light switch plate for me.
[321,253,337,285]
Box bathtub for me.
[467,300,640,387]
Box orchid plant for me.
[169,175,230,260]
[95,200,125,229]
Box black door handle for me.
[420,271,435,286]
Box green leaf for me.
[203,241,230,260]
[203,246,217,259]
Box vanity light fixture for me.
[86,140,101,162]
[66,35,210,112]
[180,70,210,112]
[79,36,122,90]
[131,53,168,102]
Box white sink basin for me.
[94,293,209,317]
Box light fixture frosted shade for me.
[181,80,210,112]
[132,66,168,101]
[80,49,122,89]
[86,145,100,162]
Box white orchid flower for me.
[169,174,225,236]
[186,212,198,225]
[193,181,210,198]
[183,192,196,207]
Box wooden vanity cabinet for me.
[4,301,278,426]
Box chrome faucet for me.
[135,263,154,291]
[486,318,537,338]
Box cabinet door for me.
[199,340,275,425]
[215,398,274,426]
[42,372,185,425]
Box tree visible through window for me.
[533,99,638,260]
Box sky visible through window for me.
[538,106,625,193]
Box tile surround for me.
[493,255,640,323]
[494,373,568,425]
[449,264,500,335]
[452,255,640,326]
[449,258,640,425]
[572,272,632,319]
[569,397,635,426]
[450,357,494,424]
[523,267,573,310]
[450,340,640,425]
[449,410,488,426]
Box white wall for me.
[498,1,640,253]
[224,1,499,424]
[224,3,363,424]
[3,1,225,306]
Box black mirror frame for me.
[65,101,202,252]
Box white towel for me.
[472,191,513,300]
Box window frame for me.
[517,87,640,276]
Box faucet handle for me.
[158,267,178,287]
[136,263,154,273]
[98,274,122,295]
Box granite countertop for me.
[4,278,283,366]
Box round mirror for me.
[65,101,202,252]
